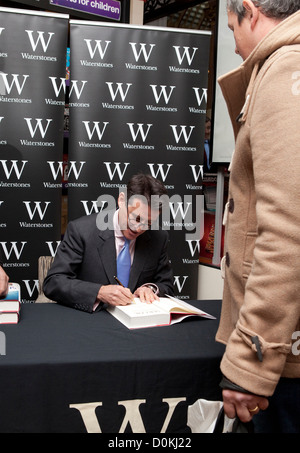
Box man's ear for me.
[243,0,259,29]
[118,192,126,208]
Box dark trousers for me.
[253,378,300,433]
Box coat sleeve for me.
[43,219,101,313]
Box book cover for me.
[1,282,21,302]
[0,312,19,324]
[0,283,21,323]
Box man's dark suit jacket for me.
[43,213,174,312]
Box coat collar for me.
[128,231,151,290]
[218,10,300,139]
[97,227,116,285]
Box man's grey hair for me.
[227,0,300,23]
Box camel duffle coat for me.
[216,11,300,397]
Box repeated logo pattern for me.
[68,22,211,300]
[0,9,210,301]
[0,8,68,302]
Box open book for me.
[107,295,215,329]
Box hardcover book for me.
[107,295,215,329]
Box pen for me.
[114,276,135,303]
[114,276,124,287]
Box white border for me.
[69,19,211,36]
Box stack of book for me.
[0,283,21,324]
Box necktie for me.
[117,238,131,287]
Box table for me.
[0,300,225,433]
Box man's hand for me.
[223,389,269,423]
[96,285,134,306]
[0,267,9,298]
[134,286,159,303]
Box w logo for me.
[25,118,52,139]
[106,82,132,102]
[82,121,109,140]
[150,85,176,104]
[129,42,155,63]
[0,73,29,95]
[25,30,54,52]
[173,276,188,293]
[170,125,195,144]
[0,242,27,260]
[173,46,198,66]
[23,201,51,221]
[127,123,152,142]
[104,162,130,180]
[0,160,28,180]
[84,40,111,59]
[49,77,87,99]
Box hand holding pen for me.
[96,278,134,307]
[96,277,157,307]
[114,277,158,304]
[114,276,135,304]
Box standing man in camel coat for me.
[216,0,300,432]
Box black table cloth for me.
[0,300,225,433]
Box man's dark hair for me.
[126,173,168,210]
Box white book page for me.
[165,295,216,319]
[119,299,166,318]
